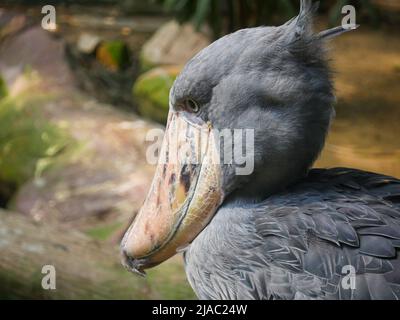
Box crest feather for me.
[318,25,360,40]
[294,0,319,38]
[286,1,358,44]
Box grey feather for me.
[318,25,360,40]
[359,235,396,258]
[185,169,400,300]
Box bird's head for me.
[121,0,356,274]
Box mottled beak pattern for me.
[121,112,223,274]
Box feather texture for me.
[184,168,400,300]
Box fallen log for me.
[0,209,195,299]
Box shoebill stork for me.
[121,0,400,299]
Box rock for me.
[76,33,101,54]
[133,66,181,124]
[0,75,73,191]
[0,12,195,298]
[0,23,155,233]
[140,20,210,71]
[0,26,74,89]
[96,40,131,71]
[0,209,195,299]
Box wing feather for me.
[185,168,400,299]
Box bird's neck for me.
[226,166,307,204]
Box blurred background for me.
[0,0,399,299]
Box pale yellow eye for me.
[185,98,199,113]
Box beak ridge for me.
[121,112,223,269]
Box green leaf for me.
[0,75,7,100]
[164,0,180,10]
[192,0,212,30]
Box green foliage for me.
[86,222,123,241]
[146,258,197,299]
[96,40,131,71]
[0,76,7,100]
[0,94,73,190]
[156,0,297,38]
[156,0,385,38]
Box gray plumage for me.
[168,0,400,299]
[184,168,400,300]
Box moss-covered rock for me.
[96,40,131,71]
[0,93,74,194]
[133,66,181,124]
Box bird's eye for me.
[184,98,199,113]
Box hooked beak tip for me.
[121,249,147,277]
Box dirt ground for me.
[317,25,400,177]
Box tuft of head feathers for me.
[291,0,319,40]
[283,0,358,61]
[288,0,358,40]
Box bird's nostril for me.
[121,249,147,277]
